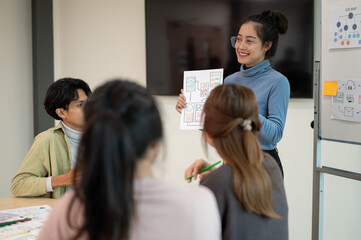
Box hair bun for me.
[261,10,288,35]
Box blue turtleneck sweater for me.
[224,59,290,150]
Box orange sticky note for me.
[322,81,338,96]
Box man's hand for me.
[51,168,78,188]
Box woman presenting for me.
[176,10,290,177]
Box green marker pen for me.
[185,160,222,180]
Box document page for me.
[180,68,223,130]
[0,205,52,240]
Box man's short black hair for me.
[44,78,91,120]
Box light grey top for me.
[61,121,82,168]
[38,178,222,240]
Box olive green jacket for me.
[11,122,72,199]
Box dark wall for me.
[146,0,314,98]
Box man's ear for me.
[56,108,65,120]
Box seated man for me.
[11,78,91,199]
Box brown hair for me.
[203,84,279,218]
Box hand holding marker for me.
[185,160,222,180]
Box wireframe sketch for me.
[329,5,361,49]
[200,83,209,97]
[344,107,354,117]
[184,103,195,122]
[346,94,354,103]
[333,92,344,103]
[331,79,361,122]
[195,103,204,122]
[345,80,356,90]
[180,68,223,129]
[186,77,196,92]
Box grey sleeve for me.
[200,167,229,218]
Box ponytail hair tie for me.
[221,117,253,137]
[242,119,252,131]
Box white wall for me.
[0,0,33,198]
[53,0,146,90]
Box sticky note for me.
[322,81,338,96]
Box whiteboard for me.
[320,1,361,144]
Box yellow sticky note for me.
[322,81,338,96]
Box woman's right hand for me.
[175,89,186,113]
[184,159,211,183]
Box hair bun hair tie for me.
[242,119,252,131]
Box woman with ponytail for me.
[177,10,290,177]
[186,84,288,240]
[38,80,221,240]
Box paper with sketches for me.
[180,68,223,129]
[331,79,361,122]
[0,205,52,240]
[329,5,361,49]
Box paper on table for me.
[0,205,52,239]
[0,213,21,224]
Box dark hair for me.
[70,80,163,240]
[241,10,288,58]
[44,78,91,120]
[203,84,279,218]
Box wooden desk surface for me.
[0,196,57,210]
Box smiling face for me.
[56,89,88,131]
[234,22,272,68]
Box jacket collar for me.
[52,121,66,134]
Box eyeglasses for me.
[230,36,258,48]
[230,36,238,48]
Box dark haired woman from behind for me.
[38,80,221,240]
[177,10,290,177]
[186,84,288,240]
